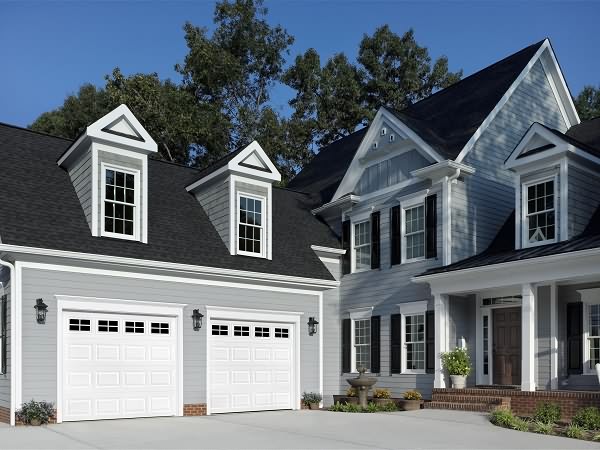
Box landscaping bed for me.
[330,388,423,412]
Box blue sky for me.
[1,0,599,128]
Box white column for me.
[521,283,536,391]
[550,282,558,389]
[434,293,450,388]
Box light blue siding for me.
[195,178,231,250]
[568,166,600,238]
[68,151,92,231]
[536,285,551,390]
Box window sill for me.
[236,250,267,259]
[522,238,557,248]
[402,257,426,264]
[100,231,140,242]
[401,370,426,375]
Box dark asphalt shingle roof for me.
[290,40,546,205]
[418,204,600,277]
[544,119,600,159]
[0,124,339,281]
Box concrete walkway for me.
[0,409,596,449]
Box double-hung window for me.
[588,304,600,370]
[402,198,425,262]
[238,194,264,256]
[353,221,371,271]
[524,179,555,245]
[404,314,425,371]
[353,318,371,371]
[103,166,138,239]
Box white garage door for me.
[61,311,178,421]
[209,320,294,414]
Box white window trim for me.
[236,191,267,258]
[398,301,428,374]
[351,218,371,273]
[578,289,600,375]
[348,307,373,373]
[521,174,558,248]
[100,162,141,241]
[400,194,427,264]
[0,292,5,375]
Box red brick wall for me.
[183,403,207,416]
[0,406,10,424]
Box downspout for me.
[443,168,461,266]
[0,254,15,426]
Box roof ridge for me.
[397,39,546,114]
[0,121,74,142]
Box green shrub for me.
[329,402,345,412]
[533,402,561,424]
[16,400,54,425]
[302,392,322,406]
[342,402,362,413]
[328,401,397,413]
[345,387,357,397]
[373,388,391,399]
[403,390,422,400]
[490,409,516,428]
[365,402,379,413]
[440,348,472,376]
[531,421,553,435]
[572,407,600,430]
[565,423,585,439]
[593,433,600,442]
[511,417,529,432]
[379,402,398,412]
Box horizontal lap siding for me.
[0,270,11,409]
[449,295,477,386]
[568,166,600,238]
[460,60,567,259]
[195,178,230,249]
[20,267,321,405]
[68,151,92,231]
[536,286,551,389]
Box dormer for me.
[186,141,281,260]
[505,121,600,249]
[57,105,157,243]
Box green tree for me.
[575,85,600,121]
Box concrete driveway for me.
[0,409,596,449]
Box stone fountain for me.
[347,367,377,408]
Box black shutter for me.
[390,206,401,266]
[371,316,381,373]
[1,295,6,375]
[425,195,437,259]
[371,212,380,270]
[390,314,402,374]
[426,310,435,374]
[567,302,583,375]
[341,220,351,275]
[342,318,351,374]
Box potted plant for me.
[397,390,423,411]
[302,392,322,410]
[16,400,54,426]
[372,388,393,407]
[441,348,472,389]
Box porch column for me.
[521,283,536,391]
[434,293,449,388]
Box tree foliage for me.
[574,85,600,121]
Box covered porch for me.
[413,246,600,394]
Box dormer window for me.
[524,178,556,246]
[102,165,139,239]
[237,194,265,257]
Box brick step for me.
[425,401,495,413]
[431,394,505,405]
[432,388,515,396]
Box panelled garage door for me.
[209,320,294,414]
[61,311,178,422]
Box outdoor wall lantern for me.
[307,317,319,336]
[192,309,204,331]
[34,298,48,324]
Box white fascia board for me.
[57,133,89,167]
[0,244,339,291]
[455,40,550,164]
[331,108,444,203]
[412,246,600,295]
[311,194,360,216]
[229,141,281,182]
[505,123,565,169]
[310,245,346,255]
[411,160,475,181]
[541,41,580,126]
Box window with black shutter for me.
[342,318,351,373]
[370,316,381,373]
[370,212,380,270]
[390,206,401,266]
[567,302,583,374]
[341,220,351,275]
[426,310,435,373]
[390,314,402,374]
[425,195,437,259]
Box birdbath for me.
[347,367,377,408]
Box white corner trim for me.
[455,41,549,164]
[560,159,569,241]
[55,295,186,423]
[91,146,99,237]
[318,292,324,407]
[310,245,346,255]
[550,282,558,389]
[0,257,16,425]
[348,306,374,320]
[398,300,428,315]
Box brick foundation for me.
[183,403,207,416]
[433,388,600,420]
[0,406,10,424]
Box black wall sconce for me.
[192,309,204,331]
[34,298,48,324]
[307,317,319,336]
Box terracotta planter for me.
[397,399,422,411]
[450,375,467,389]
[308,403,320,410]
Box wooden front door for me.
[493,307,521,385]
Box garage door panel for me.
[62,311,178,422]
[209,320,295,414]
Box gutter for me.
[0,254,16,426]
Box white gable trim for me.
[331,108,444,202]
[455,39,580,164]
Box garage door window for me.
[275,328,289,338]
[98,320,118,332]
[212,324,228,336]
[125,321,145,333]
[151,322,170,334]
[255,327,270,337]
[234,325,250,336]
[69,319,91,331]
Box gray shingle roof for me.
[0,123,339,281]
